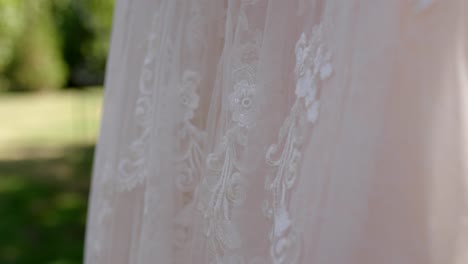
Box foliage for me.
[0,0,115,91]
[6,0,68,91]
[52,0,115,87]
[0,0,25,71]
[0,0,25,89]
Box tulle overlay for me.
[85,0,468,263]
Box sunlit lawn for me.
[0,88,102,152]
[0,88,102,264]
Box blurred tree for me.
[0,0,114,91]
[0,0,25,90]
[52,0,114,87]
[0,0,25,70]
[6,0,68,91]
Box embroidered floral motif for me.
[294,29,333,123]
[117,14,160,191]
[179,71,201,121]
[264,21,333,264]
[173,87,205,254]
[200,76,257,264]
[175,70,205,193]
[197,1,264,262]
[199,125,250,260]
[229,80,256,128]
[173,0,208,258]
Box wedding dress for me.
[84,0,468,263]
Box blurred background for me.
[0,0,114,263]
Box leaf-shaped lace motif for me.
[173,0,209,259]
[197,1,263,263]
[173,70,206,252]
[86,161,113,262]
[116,14,161,191]
[263,21,333,264]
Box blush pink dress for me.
[85,1,468,263]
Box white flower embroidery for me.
[173,0,209,258]
[264,21,334,264]
[179,70,201,121]
[294,32,333,124]
[229,80,256,128]
[174,70,206,257]
[117,16,160,191]
[198,1,264,261]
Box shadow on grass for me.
[0,144,95,264]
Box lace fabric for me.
[85,1,468,263]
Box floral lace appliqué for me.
[229,80,256,128]
[174,70,206,251]
[117,15,160,191]
[263,22,333,264]
[173,0,209,259]
[179,71,201,122]
[197,1,264,263]
[294,29,333,124]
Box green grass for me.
[0,88,102,153]
[0,145,94,264]
[0,88,103,264]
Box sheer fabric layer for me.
[85,0,468,263]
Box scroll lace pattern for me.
[116,16,160,191]
[172,0,210,259]
[86,161,113,263]
[263,21,334,264]
[173,70,206,251]
[197,1,263,263]
[175,71,205,193]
